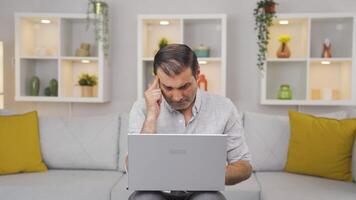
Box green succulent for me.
[78,73,98,86]
[158,37,169,49]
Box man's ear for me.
[195,67,201,79]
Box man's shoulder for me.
[202,91,234,108]
[130,98,147,113]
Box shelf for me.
[261,99,354,106]
[267,18,309,59]
[308,60,352,101]
[265,61,307,100]
[141,19,182,58]
[15,96,107,103]
[310,17,353,58]
[142,57,222,62]
[183,19,222,57]
[15,13,110,103]
[19,16,59,57]
[198,61,222,95]
[60,59,99,98]
[60,18,98,57]
[19,59,58,96]
[267,58,307,62]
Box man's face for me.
[157,67,199,111]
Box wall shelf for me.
[15,13,110,103]
[261,13,356,106]
[137,14,227,99]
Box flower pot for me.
[264,2,276,14]
[81,86,94,97]
[276,42,291,58]
[93,1,108,15]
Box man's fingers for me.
[148,77,159,90]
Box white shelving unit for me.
[261,13,356,106]
[15,13,110,103]
[137,14,227,99]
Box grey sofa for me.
[0,111,355,200]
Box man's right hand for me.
[144,77,162,122]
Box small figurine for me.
[197,74,208,91]
[321,39,332,58]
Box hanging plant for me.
[87,0,110,57]
[254,0,277,72]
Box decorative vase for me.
[49,79,58,96]
[321,39,332,58]
[93,1,108,15]
[194,45,210,57]
[30,76,40,96]
[197,74,208,91]
[276,42,291,58]
[81,86,94,97]
[44,87,51,96]
[278,84,292,100]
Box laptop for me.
[128,134,227,191]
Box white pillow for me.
[39,114,120,170]
[244,111,347,171]
[118,113,129,173]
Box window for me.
[0,42,3,109]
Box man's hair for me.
[153,44,199,78]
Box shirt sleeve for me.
[128,99,147,134]
[224,100,251,163]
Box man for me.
[128,44,252,200]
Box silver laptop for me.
[128,134,227,191]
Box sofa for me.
[0,110,355,200]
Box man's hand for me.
[141,77,162,133]
[225,160,252,185]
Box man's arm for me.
[141,77,161,134]
[225,160,252,185]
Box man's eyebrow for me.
[162,82,190,89]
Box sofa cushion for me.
[244,111,348,171]
[255,172,356,200]
[0,170,123,200]
[111,173,261,200]
[353,136,356,182]
[0,111,47,175]
[39,114,120,170]
[118,113,129,172]
[285,111,355,182]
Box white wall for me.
[1,0,356,117]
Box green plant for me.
[78,73,98,86]
[159,37,169,49]
[87,0,110,57]
[254,0,277,72]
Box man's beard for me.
[163,90,196,111]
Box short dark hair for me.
[153,44,199,78]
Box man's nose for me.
[172,90,183,102]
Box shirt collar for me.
[163,88,202,116]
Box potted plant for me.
[254,0,278,72]
[158,37,169,49]
[87,0,110,57]
[78,73,98,97]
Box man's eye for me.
[165,87,173,91]
[179,84,189,90]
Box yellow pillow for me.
[0,111,47,175]
[285,111,356,182]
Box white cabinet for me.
[261,13,356,106]
[137,14,226,99]
[15,13,110,103]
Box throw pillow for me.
[285,111,356,181]
[0,111,47,175]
